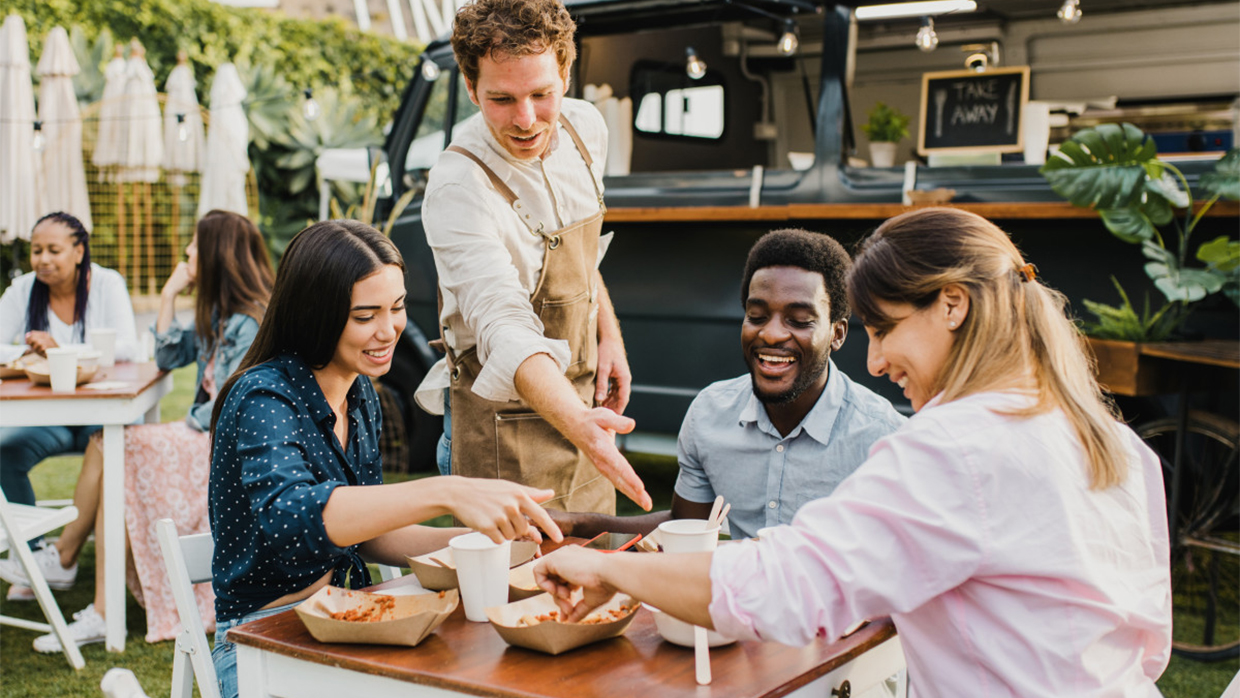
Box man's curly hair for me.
[452,0,578,86]
[741,228,852,323]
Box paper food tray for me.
[407,540,537,591]
[486,593,639,655]
[295,585,458,647]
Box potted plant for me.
[861,102,910,168]
[1040,124,1238,390]
[1040,124,1238,341]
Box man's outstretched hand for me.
[567,407,651,511]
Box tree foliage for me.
[12,0,421,257]
[15,0,419,126]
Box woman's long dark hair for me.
[210,220,404,433]
[193,210,275,346]
[27,212,91,343]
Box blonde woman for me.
[534,208,1171,696]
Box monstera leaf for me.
[1199,149,1240,200]
[1198,235,1240,307]
[1143,241,1225,302]
[1040,123,1160,210]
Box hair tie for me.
[1017,263,1037,283]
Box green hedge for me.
[12,0,420,127]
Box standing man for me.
[414,0,650,513]
[554,229,905,539]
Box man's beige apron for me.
[442,115,615,514]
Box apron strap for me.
[558,114,605,210]
[446,145,547,237]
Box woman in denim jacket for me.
[3,211,275,652]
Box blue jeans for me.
[212,601,301,698]
[436,388,452,476]
[0,425,101,506]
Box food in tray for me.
[296,586,458,646]
[515,604,637,627]
[487,593,640,655]
[0,355,34,378]
[325,590,397,622]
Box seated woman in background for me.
[209,219,561,698]
[1,210,275,652]
[535,208,1171,696]
[0,212,137,595]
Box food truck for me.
[368,0,1239,463]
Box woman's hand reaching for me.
[534,546,617,622]
[444,476,564,546]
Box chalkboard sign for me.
[918,66,1030,155]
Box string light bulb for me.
[176,113,189,143]
[778,20,799,56]
[421,58,441,81]
[1058,0,1081,24]
[32,121,44,152]
[303,88,321,121]
[915,16,938,52]
[685,47,707,80]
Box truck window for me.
[405,70,483,176]
[405,71,452,174]
[632,61,725,140]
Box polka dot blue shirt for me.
[209,353,383,622]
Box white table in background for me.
[0,362,172,651]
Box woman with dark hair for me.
[2,210,276,652]
[208,220,561,698]
[534,208,1171,696]
[0,212,137,554]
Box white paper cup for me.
[657,519,721,554]
[46,348,78,393]
[449,532,511,622]
[89,328,117,368]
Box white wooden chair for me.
[155,518,221,698]
[0,488,85,669]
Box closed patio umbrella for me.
[116,39,163,185]
[115,39,163,295]
[198,62,250,218]
[163,51,204,253]
[92,42,128,281]
[0,14,45,244]
[92,43,126,178]
[163,52,204,184]
[37,26,92,232]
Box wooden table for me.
[1087,338,1240,398]
[0,362,173,651]
[1087,338,1240,545]
[231,575,904,698]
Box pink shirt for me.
[709,391,1170,697]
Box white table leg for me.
[144,401,160,424]
[237,644,270,698]
[102,423,126,652]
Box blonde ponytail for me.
[850,207,1128,489]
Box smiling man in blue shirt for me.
[553,229,905,540]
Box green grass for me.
[2,363,1235,697]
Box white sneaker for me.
[33,604,108,653]
[0,545,77,590]
[5,584,35,601]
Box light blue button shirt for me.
[674,360,906,540]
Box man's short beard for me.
[751,351,830,405]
